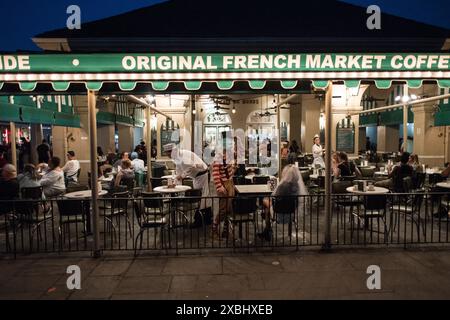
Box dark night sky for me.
[0,0,449,52]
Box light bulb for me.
[401,95,410,103]
[192,109,196,115]
[395,96,401,102]
[232,108,236,114]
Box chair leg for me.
[134,229,144,257]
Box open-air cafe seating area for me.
[1,155,450,257]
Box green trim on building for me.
[359,113,378,126]
[379,108,414,126]
[0,102,21,122]
[54,113,81,128]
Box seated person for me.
[113,152,129,170]
[0,164,20,214]
[376,152,413,192]
[260,165,308,240]
[442,162,450,179]
[333,152,352,178]
[114,159,135,187]
[17,164,41,191]
[40,157,66,197]
[408,154,423,173]
[62,151,81,183]
[130,152,145,173]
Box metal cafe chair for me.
[173,189,203,227]
[273,196,299,241]
[56,198,88,250]
[332,180,361,229]
[102,191,132,241]
[230,197,258,241]
[15,186,50,247]
[253,176,270,185]
[351,194,389,242]
[133,197,169,256]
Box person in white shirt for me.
[164,143,209,206]
[40,157,66,197]
[62,151,81,182]
[130,152,145,173]
[312,134,325,168]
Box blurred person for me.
[17,164,40,190]
[312,135,325,168]
[212,149,235,238]
[40,157,66,197]
[62,151,80,183]
[36,139,51,164]
[114,159,134,187]
[130,151,145,173]
[0,164,20,214]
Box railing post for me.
[146,104,153,191]
[88,89,101,258]
[323,81,333,250]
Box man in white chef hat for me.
[163,143,210,205]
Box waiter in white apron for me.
[164,143,210,208]
[312,134,325,168]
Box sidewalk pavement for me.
[1,247,450,300]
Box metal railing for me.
[1,191,449,256]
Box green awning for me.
[359,113,378,126]
[379,108,414,126]
[54,113,80,128]
[0,102,21,122]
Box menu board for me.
[336,127,355,153]
[160,129,180,154]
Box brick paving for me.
[1,247,450,300]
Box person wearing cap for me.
[62,151,81,183]
[130,151,145,173]
[312,135,325,168]
[164,143,210,201]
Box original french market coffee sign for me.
[1,53,450,73]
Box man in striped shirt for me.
[212,151,236,238]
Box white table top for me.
[310,174,319,179]
[161,175,176,179]
[245,175,276,181]
[65,190,108,199]
[346,186,389,195]
[153,185,191,193]
[235,184,272,194]
[426,169,442,175]
[436,182,450,189]
[99,175,114,182]
[374,171,389,176]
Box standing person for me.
[212,150,235,238]
[312,134,325,168]
[289,140,300,155]
[37,139,51,164]
[164,143,209,195]
[39,157,66,197]
[281,141,289,159]
[366,137,371,152]
[151,139,157,159]
[19,137,31,171]
[62,151,81,183]
[140,141,148,164]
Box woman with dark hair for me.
[289,140,299,154]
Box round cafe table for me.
[436,182,450,189]
[374,171,389,177]
[346,186,389,195]
[63,190,108,234]
[64,190,108,198]
[153,185,191,194]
